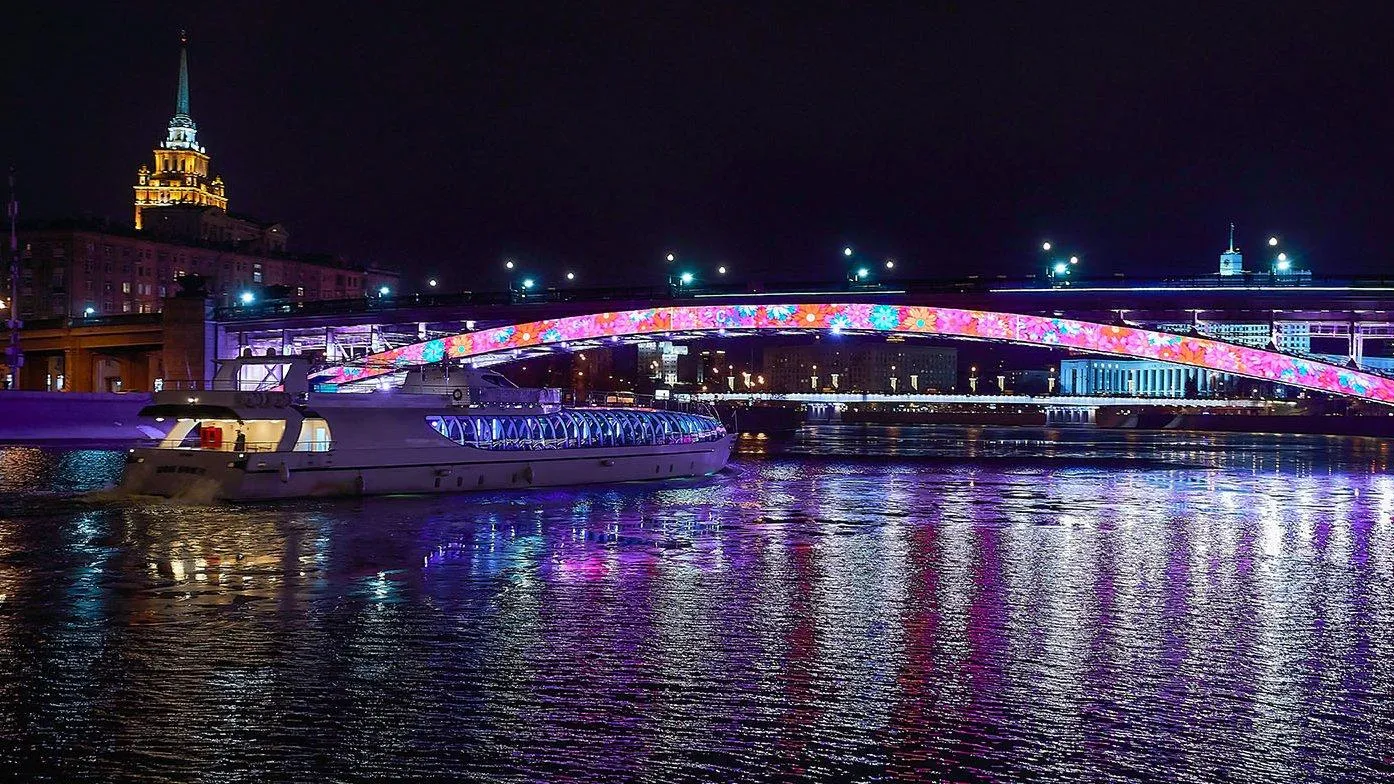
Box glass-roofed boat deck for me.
[426,408,727,451]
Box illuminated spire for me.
[176,30,191,118]
[1219,222,1243,276]
[163,31,201,152]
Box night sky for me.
[5,3,1393,288]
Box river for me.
[1,425,1391,781]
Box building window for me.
[122,282,131,294]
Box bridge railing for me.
[213,272,1394,323]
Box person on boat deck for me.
[234,428,247,452]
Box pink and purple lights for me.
[319,303,1394,403]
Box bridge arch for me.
[316,303,1394,404]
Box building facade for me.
[763,342,957,393]
[16,221,388,317]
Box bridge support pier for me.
[63,348,94,392]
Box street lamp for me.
[239,291,254,305]
[379,286,391,296]
[885,259,895,270]
[1275,252,1291,273]
[680,271,694,285]
[428,278,438,288]
[84,306,95,316]
[505,259,515,270]
[1268,236,1279,247]
[522,278,535,290]
[1042,241,1052,251]
[566,271,575,281]
[843,247,853,257]
[666,253,676,262]
[717,265,727,275]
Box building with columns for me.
[1058,358,1234,397]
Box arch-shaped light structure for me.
[316,303,1394,404]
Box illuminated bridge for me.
[220,275,1394,371]
[301,301,1394,406]
[21,275,1394,399]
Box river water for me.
[1,425,1392,782]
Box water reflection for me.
[0,427,1392,780]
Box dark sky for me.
[5,2,1393,288]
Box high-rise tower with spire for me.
[133,32,227,230]
[1219,222,1244,276]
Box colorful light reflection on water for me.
[0,427,1392,781]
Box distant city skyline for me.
[7,4,1394,287]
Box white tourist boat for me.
[119,356,734,500]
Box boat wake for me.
[82,476,226,506]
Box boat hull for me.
[118,437,736,501]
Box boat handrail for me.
[566,390,722,421]
[135,439,333,453]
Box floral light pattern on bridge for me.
[318,304,1394,404]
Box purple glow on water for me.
[0,427,1392,780]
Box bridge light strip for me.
[317,303,1394,405]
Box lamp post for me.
[505,260,538,299]
[1268,237,1293,276]
[5,170,22,383]
[1041,240,1079,285]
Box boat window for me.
[158,418,287,452]
[422,409,726,451]
[294,417,333,452]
